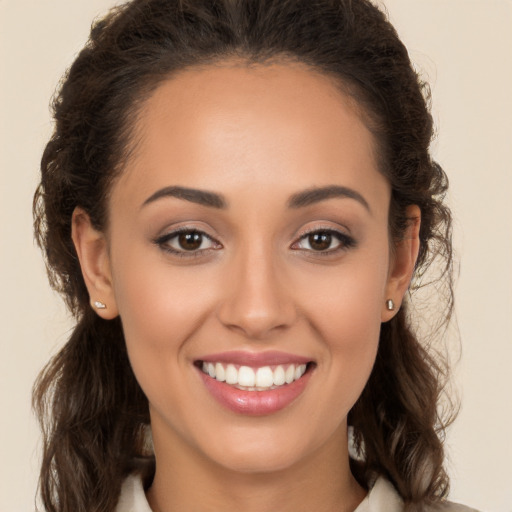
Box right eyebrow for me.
[141,186,227,209]
[287,185,371,214]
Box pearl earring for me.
[94,301,107,310]
[386,299,395,311]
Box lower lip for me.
[198,367,312,416]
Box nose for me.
[216,244,297,340]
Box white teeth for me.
[215,362,226,382]
[273,365,285,386]
[256,366,274,388]
[201,361,309,390]
[285,365,295,384]
[225,364,238,385]
[294,364,306,380]
[238,366,255,387]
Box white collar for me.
[116,473,153,512]
[115,474,404,512]
[354,477,403,512]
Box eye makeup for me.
[291,226,357,256]
[153,224,357,260]
[153,226,222,258]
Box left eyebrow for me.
[141,186,227,209]
[287,185,371,213]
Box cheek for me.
[113,241,216,332]
[294,249,389,399]
[110,246,218,384]
[298,248,389,339]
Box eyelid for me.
[291,225,356,254]
[154,226,222,257]
[153,223,355,258]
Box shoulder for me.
[115,474,152,512]
[356,477,481,512]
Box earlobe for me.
[382,205,421,322]
[71,207,119,319]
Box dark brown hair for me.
[33,0,455,510]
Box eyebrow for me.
[142,184,370,212]
[142,186,227,209]
[287,185,371,212]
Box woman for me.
[33,0,476,511]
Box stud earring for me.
[386,299,395,311]
[94,301,107,310]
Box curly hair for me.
[33,1,455,510]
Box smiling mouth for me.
[197,361,313,391]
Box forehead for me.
[113,61,388,210]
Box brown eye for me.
[178,231,203,251]
[156,229,218,255]
[308,232,332,251]
[293,229,355,254]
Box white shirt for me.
[115,474,479,512]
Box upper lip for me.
[197,350,312,366]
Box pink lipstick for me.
[196,351,314,416]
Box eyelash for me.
[154,226,356,258]
[154,227,221,259]
[292,227,356,256]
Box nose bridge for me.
[217,236,295,338]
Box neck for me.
[146,421,366,512]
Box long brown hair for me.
[33,1,455,510]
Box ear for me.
[381,205,421,322]
[71,207,119,319]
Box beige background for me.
[1,0,511,510]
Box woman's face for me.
[79,62,410,474]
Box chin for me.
[210,446,306,475]
[198,423,338,475]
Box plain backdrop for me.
[1,1,511,510]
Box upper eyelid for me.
[153,226,222,248]
[293,224,351,240]
[154,224,354,252]
[291,226,356,252]
[154,228,221,258]
[156,225,217,240]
